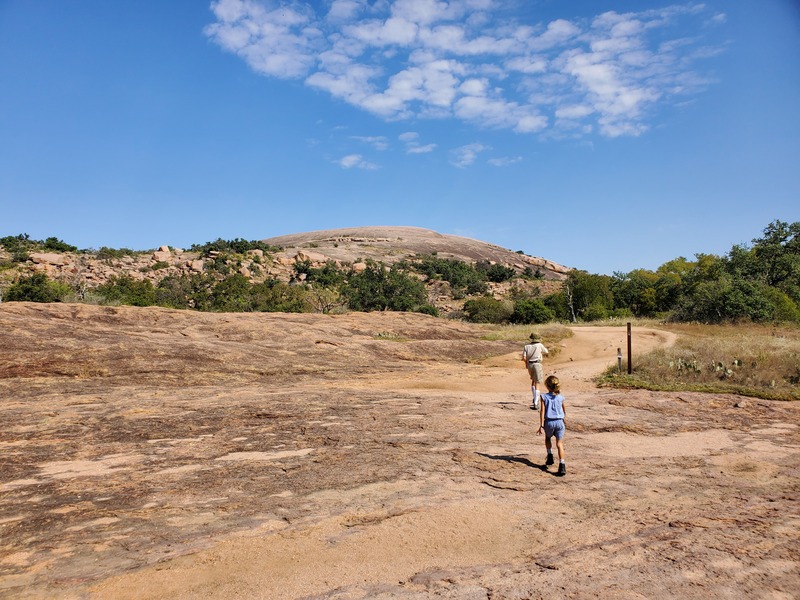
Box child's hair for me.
[544,375,560,394]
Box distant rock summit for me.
[264,226,570,280]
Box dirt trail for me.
[0,305,797,599]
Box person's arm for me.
[542,344,549,356]
[561,398,566,424]
[537,402,544,435]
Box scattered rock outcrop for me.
[1,227,570,310]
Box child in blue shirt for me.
[537,375,567,476]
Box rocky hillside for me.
[0,227,570,310]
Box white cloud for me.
[449,142,488,168]
[327,0,365,23]
[400,131,436,153]
[407,143,437,154]
[556,104,594,119]
[205,0,321,79]
[352,135,389,150]
[337,153,379,169]
[488,156,522,166]
[506,56,547,74]
[528,18,580,51]
[206,1,724,139]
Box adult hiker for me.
[522,331,549,409]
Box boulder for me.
[29,253,69,266]
[296,251,328,264]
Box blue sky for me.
[1,0,798,274]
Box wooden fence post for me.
[627,322,632,375]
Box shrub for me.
[521,266,544,280]
[0,234,34,262]
[412,255,488,296]
[96,275,157,307]
[463,296,513,323]
[296,260,346,288]
[249,280,310,313]
[190,238,278,258]
[761,287,800,322]
[96,247,136,260]
[510,298,554,324]
[543,292,570,322]
[154,274,216,310]
[4,273,70,303]
[343,262,427,312]
[209,274,253,312]
[42,237,77,253]
[417,303,440,317]
[304,286,344,314]
[478,261,516,283]
[582,300,610,321]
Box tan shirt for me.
[522,342,549,363]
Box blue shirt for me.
[541,392,565,420]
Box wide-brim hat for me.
[529,333,542,342]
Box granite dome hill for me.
[263,226,570,280]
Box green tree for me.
[654,272,683,312]
[249,280,309,313]
[209,274,253,312]
[304,286,343,314]
[611,269,659,317]
[561,270,614,322]
[297,260,346,288]
[343,262,427,312]
[155,274,218,310]
[411,256,487,297]
[672,276,775,323]
[746,220,800,302]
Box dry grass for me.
[479,322,573,358]
[599,322,800,400]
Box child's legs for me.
[555,438,565,461]
[544,435,552,452]
[554,422,565,460]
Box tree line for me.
[1,221,798,324]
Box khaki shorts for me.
[527,362,544,383]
